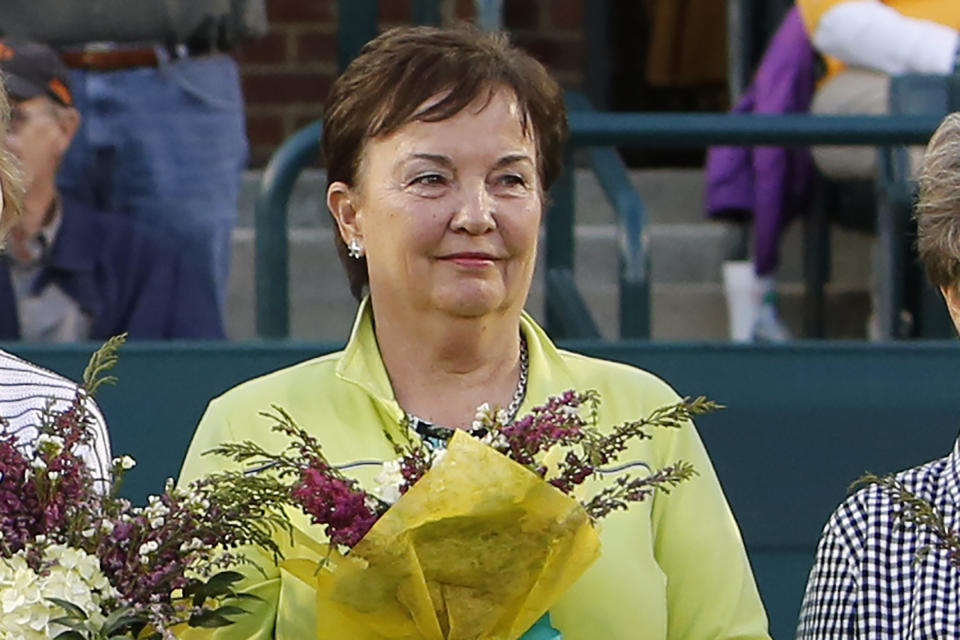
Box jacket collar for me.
[334,297,577,434]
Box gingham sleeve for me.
[795,502,864,639]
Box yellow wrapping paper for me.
[283,430,601,640]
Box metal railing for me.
[254,112,942,338]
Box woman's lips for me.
[439,252,499,267]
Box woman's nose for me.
[451,182,496,234]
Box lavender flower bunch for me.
[383,390,714,520]
[210,391,717,556]
[0,336,291,640]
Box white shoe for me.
[751,299,791,342]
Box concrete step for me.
[225,225,873,341]
[238,168,873,284]
[230,168,874,341]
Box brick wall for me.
[235,0,584,166]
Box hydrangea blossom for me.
[0,336,292,638]
[0,543,116,640]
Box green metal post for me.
[254,121,323,338]
[545,147,575,337]
[338,0,379,71]
[412,0,442,25]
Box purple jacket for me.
[705,6,816,275]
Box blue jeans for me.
[58,53,248,314]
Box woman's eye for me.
[495,174,528,189]
[410,173,447,187]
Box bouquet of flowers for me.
[208,390,716,640]
[0,337,291,640]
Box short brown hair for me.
[323,25,568,300]
[0,80,24,241]
[916,112,960,290]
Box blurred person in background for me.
[798,0,960,180]
[796,0,960,339]
[0,39,224,340]
[797,112,960,638]
[0,0,267,325]
[0,73,111,476]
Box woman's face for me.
[331,88,542,319]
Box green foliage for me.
[855,472,960,569]
[49,571,260,640]
[82,333,127,396]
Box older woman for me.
[0,78,111,478]
[179,26,769,639]
[796,112,960,637]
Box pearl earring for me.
[348,238,364,259]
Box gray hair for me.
[916,112,960,290]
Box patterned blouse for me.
[0,348,111,480]
[796,436,960,639]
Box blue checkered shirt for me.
[796,437,960,639]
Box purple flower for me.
[291,467,380,548]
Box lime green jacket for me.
[178,301,770,639]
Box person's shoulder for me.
[849,455,947,513]
[556,347,682,401]
[0,348,111,471]
[824,453,949,548]
[207,349,346,416]
[88,208,179,254]
[0,348,81,390]
[59,200,169,264]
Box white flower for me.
[35,434,64,455]
[480,430,508,449]
[143,495,170,528]
[179,537,205,553]
[0,545,116,639]
[47,471,61,482]
[373,460,404,505]
[473,402,495,425]
[114,455,136,471]
[138,540,159,562]
[430,448,448,467]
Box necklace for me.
[404,334,529,446]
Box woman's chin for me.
[432,287,513,318]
